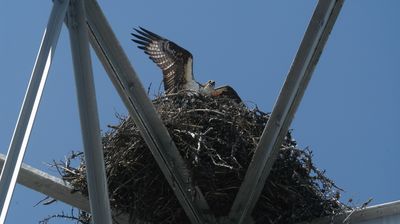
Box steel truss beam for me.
[84,0,214,223]
[0,153,130,223]
[228,1,345,223]
[0,0,69,222]
[0,0,346,223]
[66,0,112,223]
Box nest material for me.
[60,92,348,223]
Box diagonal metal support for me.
[228,0,345,223]
[0,153,90,213]
[66,0,113,223]
[0,0,69,222]
[0,153,130,224]
[84,0,214,223]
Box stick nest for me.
[59,93,348,223]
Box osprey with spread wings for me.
[131,27,241,102]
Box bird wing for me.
[213,85,242,103]
[131,27,193,94]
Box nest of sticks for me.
[58,92,348,223]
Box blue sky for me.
[1,0,399,223]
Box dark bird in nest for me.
[131,27,242,103]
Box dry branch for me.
[53,93,349,223]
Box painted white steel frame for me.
[84,0,214,223]
[0,0,114,223]
[0,0,347,223]
[0,153,130,223]
[66,0,113,223]
[0,0,70,223]
[228,1,345,223]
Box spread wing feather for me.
[131,27,193,94]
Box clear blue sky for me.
[1,1,399,223]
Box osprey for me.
[131,27,241,102]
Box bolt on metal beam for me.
[66,0,112,223]
[228,0,345,223]
[0,0,69,222]
[84,0,214,223]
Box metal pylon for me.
[0,0,112,223]
[0,0,345,223]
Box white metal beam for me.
[66,0,112,223]
[228,0,345,223]
[305,200,400,224]
[0,153,130,223]
[0,153,89,212]
[0,0,69,222]
[84,1,214,223]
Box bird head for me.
[201,80,216,95]
[205,80,216,88]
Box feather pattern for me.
[213,85,242,103]
[131,27,194,94]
